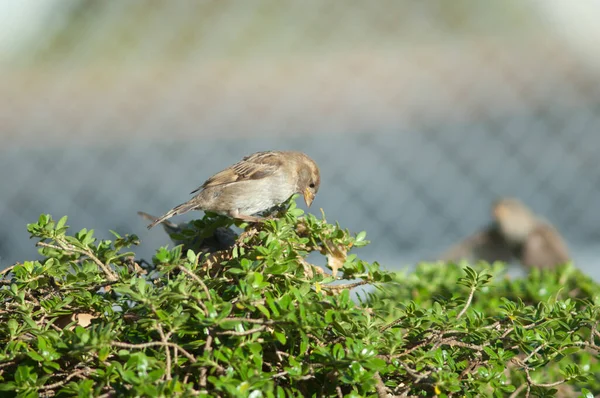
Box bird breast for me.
[209,173,297,216]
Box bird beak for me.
[303,188,315,207]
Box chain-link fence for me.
[2,1,600,276]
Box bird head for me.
[295,153,321,208]
[492,198,537,244]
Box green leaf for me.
[355,231,367,243]
[186,250,197,264]
[273,330,286,345]
[56,215,68,230]
[255,304,270,319]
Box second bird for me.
[439,198,571,269]
[147,151,321,229]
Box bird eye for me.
[309,183,315,188]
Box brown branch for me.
[373,372,389,398]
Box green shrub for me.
[0,198,598,397]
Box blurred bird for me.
[147,151,320,229]
[138,211,236,254]
[439,198,570,269]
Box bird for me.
[138,211,237,254]
[147,151,320,229]
[439,198,570,269]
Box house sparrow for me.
[439,198,570,269]
[147,151,320,229]
[138,211,236,254]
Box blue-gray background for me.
[2,1,600,277]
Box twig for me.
[306,333,327,347]
[379,331,442,359]
[524,367,568,388]
[457,284,476,320]
[220,317,282,325]
[0,361,17,369]
[156,325,172,381]
[0,264,15,276]
[272,371,289,379]
[216,326,267,336]
[440,338,488,352]
[501,320,544,339]
[336,385,343,398]
[322,280,370,293]
[574,341,600,352]
[199,334,213,388]
[522,343,547,364]
[508,384,526,398]
[37,241,117,281]
[112,341,196,363]
[38,368,92,391]
[380,316,405,333]
[397,361,432,383]
[176,265,210,297]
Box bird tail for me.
[138,211,179,233]
[146,202,196,230]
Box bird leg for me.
[229,209,264,223]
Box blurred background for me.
[2,1,600,277]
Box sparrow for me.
[439,198,570,269]
[138,211,236,254]
[147,151,320,229]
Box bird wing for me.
[521,223,570,269]
[438,225,515,264]
[190,151,284,194]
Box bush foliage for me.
[0,198,599,397]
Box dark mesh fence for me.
[2,1,600,274]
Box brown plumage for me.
[521,223,570,269]
[147,151,320,229]
[439,198,570,269]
